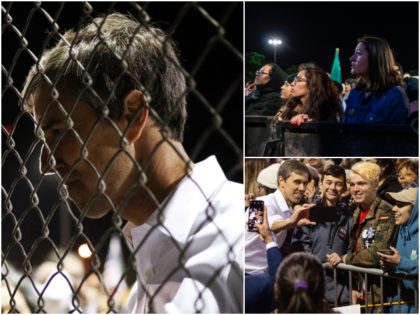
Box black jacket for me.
[245,64,287,116]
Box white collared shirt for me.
[245,189,291,274]
[128,156,243,313]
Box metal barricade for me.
[245,116,419,157]
[323,262,418,313]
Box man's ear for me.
[277,176,284,188]
[123,90,149,143]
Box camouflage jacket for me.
[344,197,397,267]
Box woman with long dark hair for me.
[281,63,342,126]
[344,36,408,124]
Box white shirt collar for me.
[273,189,293,213]
[130,155,227,245]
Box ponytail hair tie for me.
[293,279,309,291]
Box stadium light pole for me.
[268,39,282,64]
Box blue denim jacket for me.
[344,85,408,124]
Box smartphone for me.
[377,249,393,255]
[308,206,338,223]
[247,200,264,232]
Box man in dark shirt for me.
[292,165,353,306]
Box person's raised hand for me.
[290,114,311,126]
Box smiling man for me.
[327,161,397,312]
[292,164,353,306]
[245,159,314,275]
[22,13,243,313]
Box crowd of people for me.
[245,36,418,127]
[245,158,418,313]
[2,239,132,313]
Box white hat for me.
[257,163,281,190]
[386,187,418,205]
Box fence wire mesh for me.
[2,2,243,313]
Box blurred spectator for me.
[397,159,418,189]
[344,36,409,124]
[379,188,418,313]
[245,63,288,116]
[376,159,403,204]
[256,163,281,197]
[274,252,334,313]
[394,63,418,127]
[275,73,298,120]
[303,165,320,203]
[340,158,361,170]
[34,262,73,313]
[340,169,353,207]
[1,284,31,313]
[245,159,270,208]
[333,80,347,113]
[343,77,357,100]
[304,158,334,175]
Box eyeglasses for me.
[255,69,270,76]
[292,76,308,83]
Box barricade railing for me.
[245,116,418,157]
[323,262,418,313]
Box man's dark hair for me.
[23,13,188,141]
[321,164,346,182]
[278,160,310,181]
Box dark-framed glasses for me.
[293,76,308,83]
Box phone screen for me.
[247,200,264,232]
[308,206,338,223]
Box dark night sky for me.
[246,1,419,79]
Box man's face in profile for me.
[29,83,136,218]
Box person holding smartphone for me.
[245,206,283,313]
[245,160,315,276]
[291,165,353,306]
[378,187,418,313]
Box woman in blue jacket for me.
[379,187,418,313]
[344,36,409,124]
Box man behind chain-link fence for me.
[22,12,243,313]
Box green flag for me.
[330,47,341,83]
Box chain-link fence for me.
[2,2,243,313]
